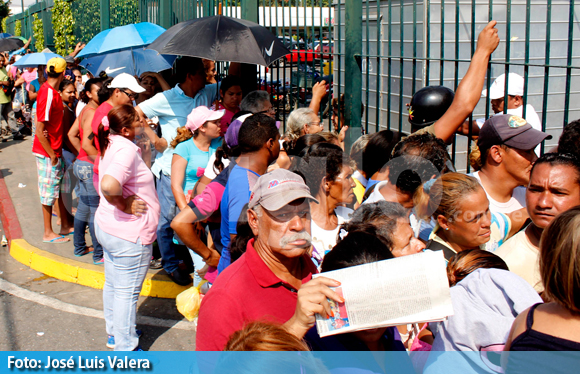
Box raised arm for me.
[433,20,500,143]
[136,105,168,153]
[308,80,327,114]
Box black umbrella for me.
[147,15,290,66]
[0,37,24,52]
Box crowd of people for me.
[1,19,579,371]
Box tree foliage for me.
[0,1,10,22]
[52,0,76,55]
[110,0,138,28]
[71,0,99,43]
[33,13,44,51]
[14,19,21,36]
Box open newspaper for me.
[314,250,453,337]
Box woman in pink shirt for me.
[211,75,242,134]
[94,104,160,351]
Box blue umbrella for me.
[79,48,176,77]
[0,33,12,39]
[13,52,63,68]
[76,22,167,58]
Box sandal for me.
[43,236,70,244]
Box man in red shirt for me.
[32,57,73,243]
[196,169,343,351]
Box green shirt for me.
[0,68,11,104]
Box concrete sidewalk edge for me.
[9,239,190,298]
[1,169,189,299]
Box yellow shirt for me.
[0,68,11,104]
[352,177,365,205]
[495,228,543,293]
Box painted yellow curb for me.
[9,239,190,298]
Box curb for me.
[9,239,189,298]
[0,169,189,299]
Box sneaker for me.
[106,335,115,349]
[169,268,193,286]
[12,132,24,140]
[149,258,163,269]
[93,258,104,265]
[106,329,142,349]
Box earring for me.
[445,228,449,231]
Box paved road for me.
[0,138,197,351]
[0,238,196,351]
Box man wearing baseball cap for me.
[470,114,552,216]
[481,73,542,152]
[32,57,74,243]
[196,169,321,351]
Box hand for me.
[124,195,148,217]
[285,276,344,338]
[50,155,58,166]
[476,20,500,55]
[140,71,157,79]
[338,125,349,144]
[203,248,221,267]
[74,43,85,53]
[311,80,327,99]
[43,129,48,138]
[196,264,209,279]
[145,119,157,129]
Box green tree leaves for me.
[52,0,76,55]
[33,13,44,51]
[14,19,21,36]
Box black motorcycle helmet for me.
[408,86,455,132]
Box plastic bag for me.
[176,281,206,322]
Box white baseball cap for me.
[482,73,525,100]
[109,73,145,93]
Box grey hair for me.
[240,90,271,113]
[349,134,372,170]
[285,108,316,141]
[251,204,263,218]
[340,201,407,243]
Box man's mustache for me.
[280,231,312,247]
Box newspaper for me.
[314,250,453,337]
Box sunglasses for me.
[122,90,139,101]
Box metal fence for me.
[5,0,580,171]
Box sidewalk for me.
[0,138,189,298]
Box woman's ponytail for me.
[469,144,483,171]
[170,126,194,148]
[97,123,110,159]
[413,179,436,220]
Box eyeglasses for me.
[122,90,138,101]
[257,107,276,115]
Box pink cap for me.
[185,106,225,132]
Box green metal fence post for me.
[344,0,362,151]
[159,0,172,29]
[241,0,258,22]
[100,0,110,31]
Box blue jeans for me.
[95,224,151,351]
[73,160,103,261]
[156,173,179,274]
